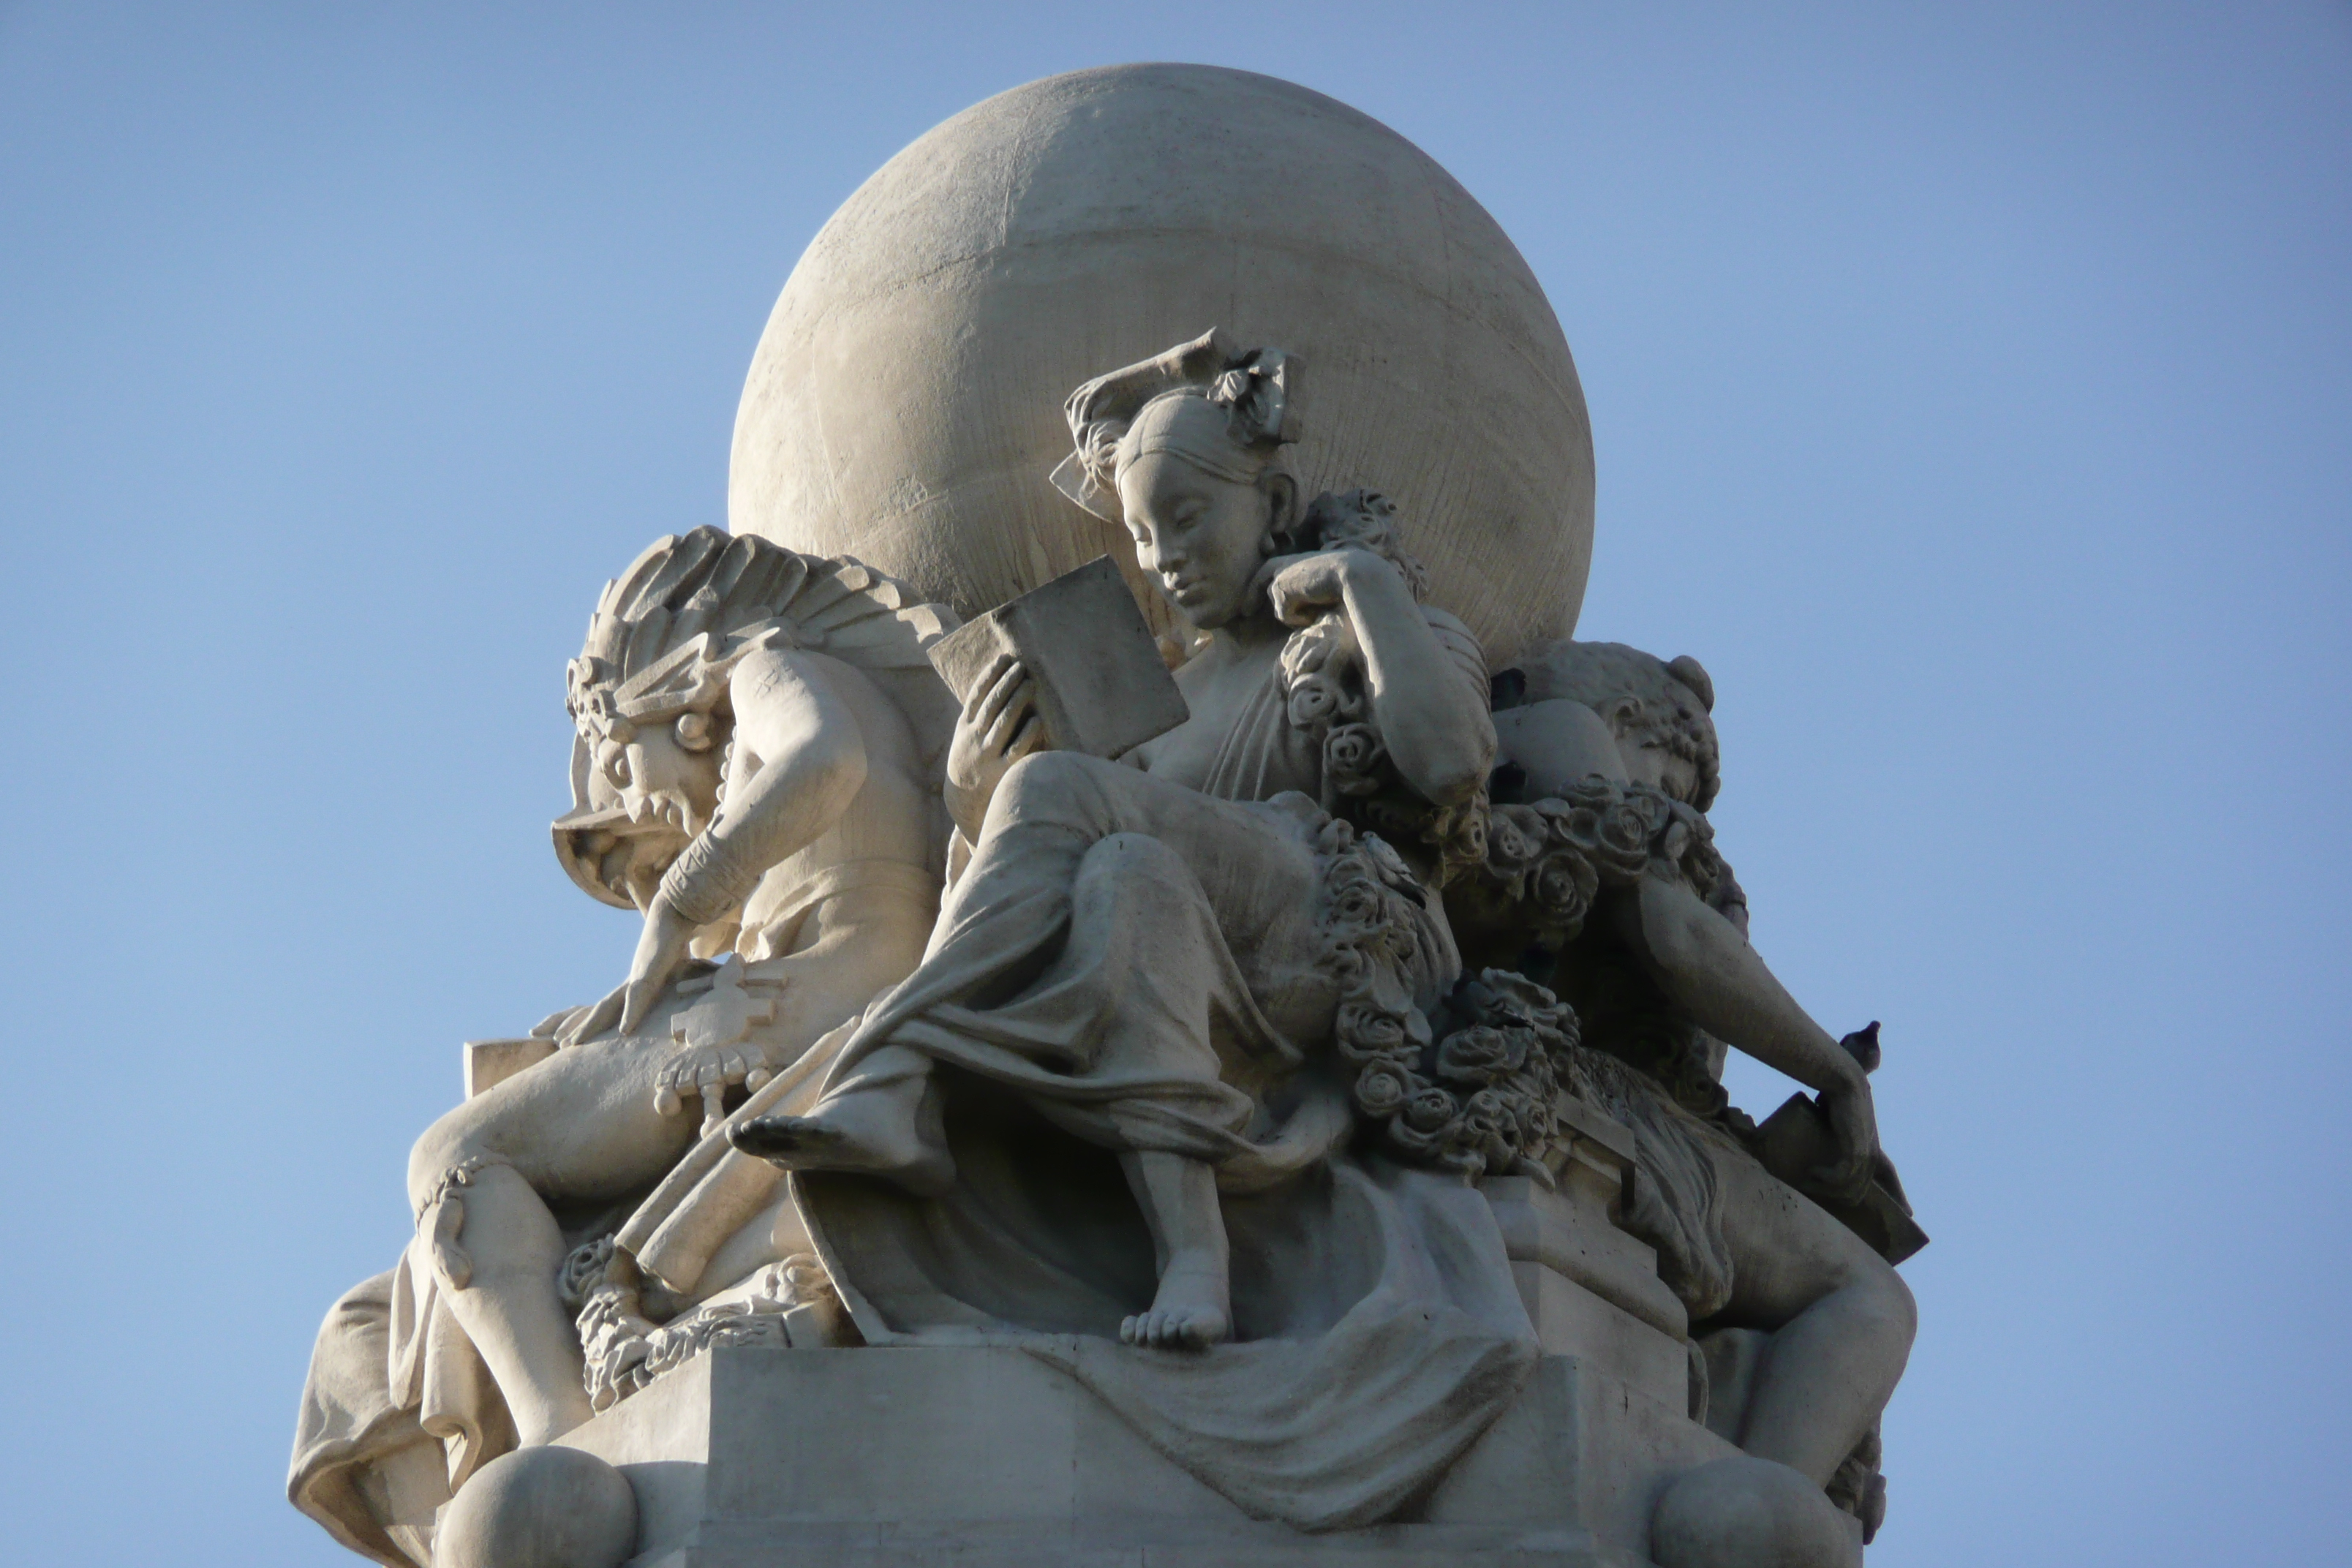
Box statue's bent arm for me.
[660,649,872,924]
[1605,873,1882,1199]
[571,647,878,1044]
[1330,553,1496,805]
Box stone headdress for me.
[1504,641,1721,813]
[554,527,959,908]
[1049,328,1301,524]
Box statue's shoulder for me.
[761,552,958,755]
[650,540,961,776]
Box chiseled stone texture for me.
[552,1169,1731,1568]
[731,62,1595,670]
[559,1344,1738,1568]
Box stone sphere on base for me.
[1650,1455,1863,1568]
[731,62,1593,668]
[431,1446,636,1568]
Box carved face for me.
[585,712,725,838]
[1603,698,1701,804]
[1115,449,1290,630]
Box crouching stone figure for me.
[290,529,958,1564]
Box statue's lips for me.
[551,802,690,843]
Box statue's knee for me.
[1079,832,1181,881]
[992,750,1107,823]
[407,1113,486,1211]
[1831,1253,1916,1352]
[1872,1262,1918,1348]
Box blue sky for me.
[2,4,2345,1563]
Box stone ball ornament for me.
[429,1446,636,1568]
[730,62,1594,669]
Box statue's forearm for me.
[658,738,867,924]
[1343,567,1495,805]
[1618,877,1859,1095]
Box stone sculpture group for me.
[290,67,1922,1568]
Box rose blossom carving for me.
[1324,723,1387,796]
[1354,1063,1411,1117]
[1434,1024,1526,1085]
[1288,675,1345,728]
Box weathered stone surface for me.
[289,67,1923,1568]
[431,1445,636,1568]
[1650,1458,1864,1568]
[731,63,1594,670]
[558,1345,1736,1568]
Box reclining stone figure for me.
[720,333,1558,1528]
[1455,638,1918,1539]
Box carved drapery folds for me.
[293,312,1917,1568]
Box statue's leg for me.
[404,924,917,1444]
[407,1040,699,1444]
[958,752,1324,980]
[1117,1149,1233,1349]
[742,754,1322,1181]
[1708,1153,1917,1484]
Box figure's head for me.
[556,527,818,907]
[576,706,724,837]
[1509,641,1720,810]
[1054,329,1302,630]
[1110,393,1300,627]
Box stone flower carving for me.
[1323,723,1388,797]
[568,1245,843,1414]
[1434,1023,1526,1085]
[1352,1061,1412,1117]
[1467,775,1733,951]
[1327,923,1583,1180]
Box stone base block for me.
[559,1344,1741,1568]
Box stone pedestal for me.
[554,1160,1746,1568]
[559,1344,1738,1568]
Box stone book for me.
[925,554,1191,761]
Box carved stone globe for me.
[730,62,1593,668]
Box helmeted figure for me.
[290,531,960,1567]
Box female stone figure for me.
[734,330,1499,1352]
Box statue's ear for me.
[1600,694,1646,739]
[1259,470,1300,554]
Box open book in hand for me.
[926,556,1192,761]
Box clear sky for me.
[3,3,2345,1563]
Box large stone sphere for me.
[731,63,1593,668]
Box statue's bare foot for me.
[1118,1266,1230,1350]
[730,1101,954,1198]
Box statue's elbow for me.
[1418,757,1488,808]
[1634,881,1710,975]
[814,736,870,808]
[765,722,868,815]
